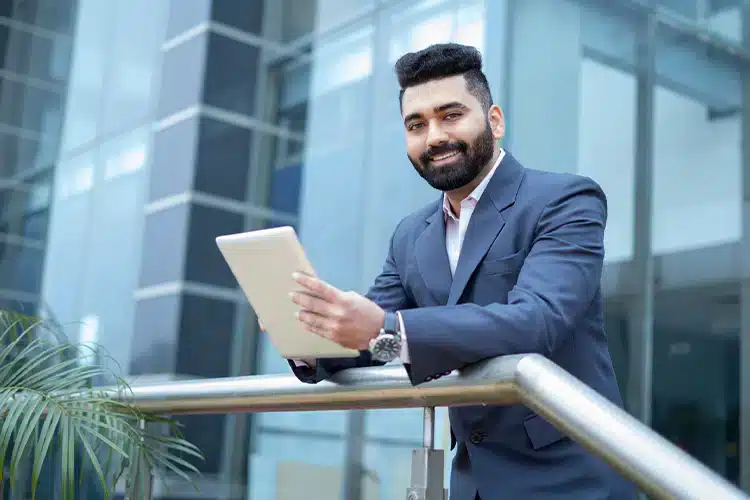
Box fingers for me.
[293,272,340,302]
[296,310,335,338]
[290,291,341,317]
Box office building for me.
[0,0,748,497]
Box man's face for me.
[401,75,504,192]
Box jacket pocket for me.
[523,413,565,450]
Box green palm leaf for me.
[0,310,203,499]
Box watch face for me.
[373,335,401,361]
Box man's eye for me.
[445,113,462,120]
[408,123,424,131]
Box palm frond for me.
[0,310,203,499]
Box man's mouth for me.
[429,151,461,164]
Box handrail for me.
[114,354,748,500]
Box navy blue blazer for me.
[290,152,637,499]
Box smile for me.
[430,151,461,163]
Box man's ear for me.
[488,105,505,141]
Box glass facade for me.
[0,0,749,498]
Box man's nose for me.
[425,123,449,147]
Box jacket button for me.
[470,431,484,444]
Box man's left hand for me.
[290,272,385,350]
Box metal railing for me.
[116,354,749,500]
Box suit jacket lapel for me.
[415,203,452,305]
[447,153,525,305]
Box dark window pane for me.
[0,132,57,175]
[0,179,51,241]
[268,164,301,215]
[174,414,226,475]
[130,294,180,374]
[211,0,264,35]
[166,0,211,40]
[157,33,207,119]
[0,77,63,133]
[148,117,199,202]
[652,289,740,484]
[203,32,259,116]
[194,117,251,201]
[138,204,189,288]
[7,0,76,33]
[184,204,243,288]
[0,242,44,294]
[0,25,71,84]
[0,298,37,315]
[176,293,235,378]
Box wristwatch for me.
[368,312,402,362]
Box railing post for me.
[126,419,154,500]
[407,407,448,500]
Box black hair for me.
[394,43,493,112]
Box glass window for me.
[0,175,51,242]
[131,293,181,374]
[57,0,112,152]
[156,32,207,120]
[39,151,95,339]
[203,32,260,117]
[73,128,149,374]
[0,240,44,294]
[652,288,740,484]
[0,131,50,177]
[176,294,237,377]
[0,25,69,84]
[139,203,190,288]
[0,77,63,134]
[100,0,168,135]
[9,0,77,34]
[653,0,743,44]
[249,432,346,500]
[650,21,743,486]
[652,24,742,254]
[211,0,264,35]
[578,58,636,262]
[166,0,210,40]
[149,117,200,202]
[184,203,245,289]
[194,117,252,201]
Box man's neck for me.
[445,148,502,216]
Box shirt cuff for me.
[397,311,410,363]
[292,359,316,367]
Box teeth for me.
[432,151,459,161]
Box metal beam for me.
[108,354,746,499]
[627,13,657,427]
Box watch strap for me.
[382,312,399,335]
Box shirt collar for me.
[442,148,505,221]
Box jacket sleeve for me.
[288,220,415,383]
[399,176,606,385]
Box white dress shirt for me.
[293,149,505,368]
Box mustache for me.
[420,142,467,164]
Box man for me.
[278,43,636,499]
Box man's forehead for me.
[401,75,473,114]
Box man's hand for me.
[290,272,385,350]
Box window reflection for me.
[388,0,486,62]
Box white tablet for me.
[215,226,359,359]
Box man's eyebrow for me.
[403,101,469,125]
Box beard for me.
[409,122,495,192]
